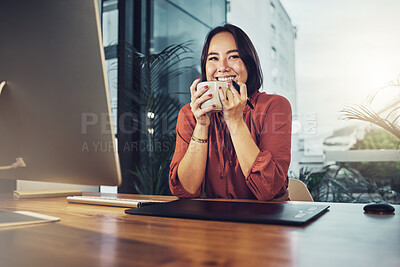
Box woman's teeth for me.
[217,77,235,82]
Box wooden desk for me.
[0,193,399,267]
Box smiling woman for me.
[205,32,248,85]
[169,24,293,201]
[201,25,262,97]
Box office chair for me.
[288,178,314,202]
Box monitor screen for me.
[0,0,121,186]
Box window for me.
[102,0,118,47]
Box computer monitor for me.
[0,0,121,186]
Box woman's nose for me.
[217,58,230,72]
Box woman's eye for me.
[229,55,240,59]
[208,56,218,61]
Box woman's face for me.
[205,32,248,84]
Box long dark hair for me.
[200,24,263,96]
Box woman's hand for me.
[219,81,247,130]
[189,78,215,127]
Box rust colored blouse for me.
[169,91,292,201]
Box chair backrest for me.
[288,178,314,202]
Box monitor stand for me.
[0,158,26,171]
[0,81,5,95]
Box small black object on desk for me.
[363,202,395,214]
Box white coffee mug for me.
[197,81,229,112]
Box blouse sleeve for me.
[169,105,204,198]
[245,95,292,201]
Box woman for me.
[169,24,292,201]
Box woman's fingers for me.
[230,82,239,95]
[190,78,201,98]
[188,78,214,125]
[221,82,247,109]
[191,102,214,121]
[226,89,234,104]
[229,85,241,106]
[195,92,212,108]
[218,87,226,105]
[237,81,248,102]
[197,104,215,116]
[230,81,247,102]
[190,78,215,119]
[192,87,210,105]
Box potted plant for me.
[123,42,193,195]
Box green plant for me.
[124,42,194,195]
[351,128,399,150]
[298,165,384,203]
[340,77,400,203]
[348,128,400,194]
[341,76,400,139]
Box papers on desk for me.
[0,211,60,229]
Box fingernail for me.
[197,77,200,80]
[208,94,212,97]
[219,86,222,90]
[204,85,208,89]
[212,104,216,108]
